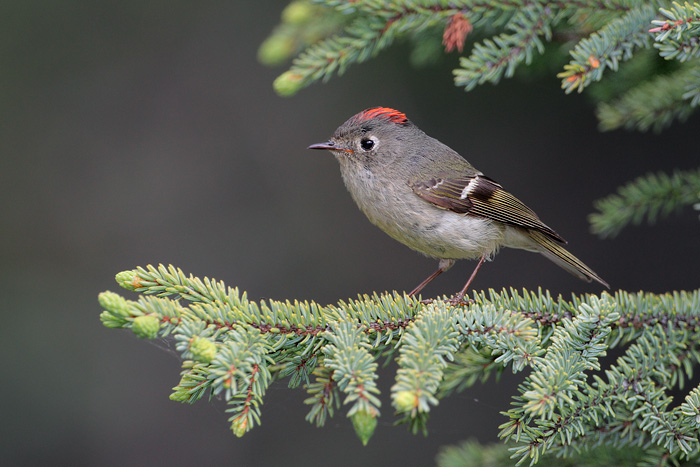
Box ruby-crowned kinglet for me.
[309,107,609,302]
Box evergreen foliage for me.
[100,264,700,465]
[97,2,700,464]
[589,168,700,238]
[436,439,651,466]
[261,0,700,132]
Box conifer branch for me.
[100,264,700,463]
[589,168,700,238]
[651,1,700,62]
[392,303,461,434]
[558,5,655,93]
[596,62,700,131]
[322,320,381,443]
[304,365,339,426]
[272,3,458,96]
[454,4,553,90]
[503,324,700,465]
[438,347,507,396]
[683,66,700,105]
[208,326,274,436]
[263,0,700,131]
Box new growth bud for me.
[98,291,130,317]
[273,71,305,96]
[190,336,218,363]
[350,409,378,446]
[132,315,161,339]
[115,270,142,291]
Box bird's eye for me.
[360,137,376,151]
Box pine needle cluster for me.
[590,168,700,238]
[261,0,700,132]
[100,264,700,464]
[97,3,700,463]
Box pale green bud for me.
[132,315,160,339]
[258,35,295,66]
[350,409,378,445]
[282,1,314,25]
[190,337,217,363]
[231,415,248,437]
[98,291,130,317]
[393,390,418,413]
[115,270,141,291]
[273,71,305,97]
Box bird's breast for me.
[339,166,504,260]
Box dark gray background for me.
[2,2,698,465]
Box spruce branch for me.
[322,319,381,443]
[211,327,275,436]
[501,319,700,465]
[258,2,347,67]
[100,266,700,461]
[263,0,700,131]
[589,167,700,238]
[596,62,700,131]
[391,303,461,434]
[304,365,340,427]
[272,2,458,96]
[651,1,700,62]
[522,298,619,419]
[558,5,655,93]
[170,361,213,404]
[683,65,700,105]
[438,346,507,396]
[454,301,543,371]
[454,4,554,90]
[548,325,700,462]
[436,439,652,466]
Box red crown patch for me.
[357,107,409,124]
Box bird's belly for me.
[364,201,504,260]
[342,167,504,260]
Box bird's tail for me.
[528,230,610,288]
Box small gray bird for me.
[309,107,609,302]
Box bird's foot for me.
[417,295,472,307]
[444,295,473,307]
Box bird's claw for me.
[418,296,472,307]
[444,295,473,307]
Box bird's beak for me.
[308,141,353,153]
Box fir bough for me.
[589,167,700,238]
[262,0,700,132]
[100,264,700,465]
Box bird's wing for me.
[409,174,566,243]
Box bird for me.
[308,107,609,302]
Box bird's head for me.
[308,107,417,169]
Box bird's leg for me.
[446,254,487,306]
[408,259,455,298]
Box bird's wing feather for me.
[409,174,566,243]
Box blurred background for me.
[2,2,698,465]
